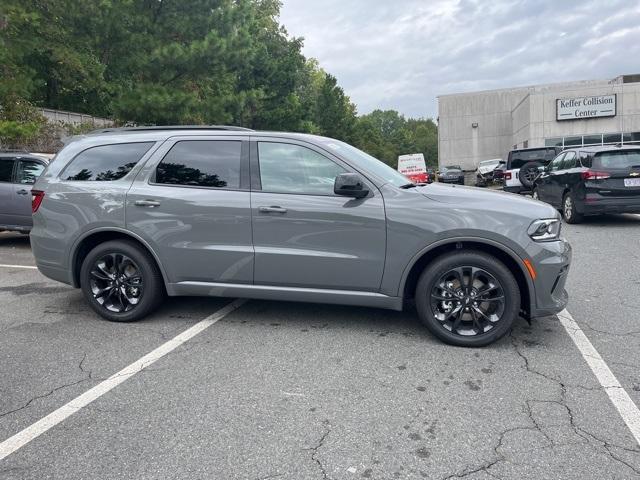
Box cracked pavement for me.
[1,216,640,479]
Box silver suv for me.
[31,126,571,347]
[0,151,48,233]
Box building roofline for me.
[436,74,637,99]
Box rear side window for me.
[0,159,14,182]
[579,151,592,168]
[594,150,640,169]
[17,160,45,184]
[155,140,241,189]
[62,142,154,181]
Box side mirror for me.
[334,173,369,199]
[499,160,506,165]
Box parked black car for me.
[532,145,640,223]
[437,165,465,184]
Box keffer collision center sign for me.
[556,94,616,121]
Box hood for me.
[478,164,497,174]
[416,183,558,218]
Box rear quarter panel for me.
[30,136,163,274]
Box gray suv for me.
[31,127,571,347]
[0,151,48,233]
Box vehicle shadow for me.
[221,298,562,352]
[0,232,31,248]
[571,213,640,227]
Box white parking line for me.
[0,264,38,270]
[0,298,247,461]
[558,309,640,446]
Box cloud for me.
[279,0,640,119]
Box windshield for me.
[318,138,413,186]
[594,150,640,169]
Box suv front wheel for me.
[80,240,165,322]
[415,251,520,347]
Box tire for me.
[519,162,542,189]
[415,251,520,347]
[562,192,583,224]
[80,240,165,322]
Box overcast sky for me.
[279,0,640,119]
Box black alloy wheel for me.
[430,266,505,337]
[80,240,165,322]
[415,251,520,347]
[89,253,144,313]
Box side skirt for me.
[166,281,404,311]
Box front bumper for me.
[527,237,572,318]
[439,177,465,184]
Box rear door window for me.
[17,160,46,184]
[62,142,154,181]
[0,159,15,182]
[562,152,577,170]
[155,140,241,189]
[594,150,640,169]
[549,153,565,171]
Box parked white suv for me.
[503,146,563,194]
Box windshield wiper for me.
[399,183,418,189]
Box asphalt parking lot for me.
[1,216,639,480]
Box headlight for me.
[528,218,561,241]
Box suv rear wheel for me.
[80,240,165,322]
[415,251,520,347]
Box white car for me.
[475,158,502,186]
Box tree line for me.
[0,0,437,166]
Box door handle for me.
[258,206,287,214]
[134,199,161,208]
[16,189,29,195]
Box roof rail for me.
[87,125,253,135]
[0,148,30,154]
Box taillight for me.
[504,172,512,180]
[581,170,611,180]
[32,190,45,213]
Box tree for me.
[0,0,438,163]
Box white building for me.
[437,74,640,170]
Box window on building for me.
[583,134,602,146]
[63,143,154,181]
[563,136,582,147]
[545,138,562,147]
[627,132,640,144]
[155,141,242,189]
[603,133,621,145]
